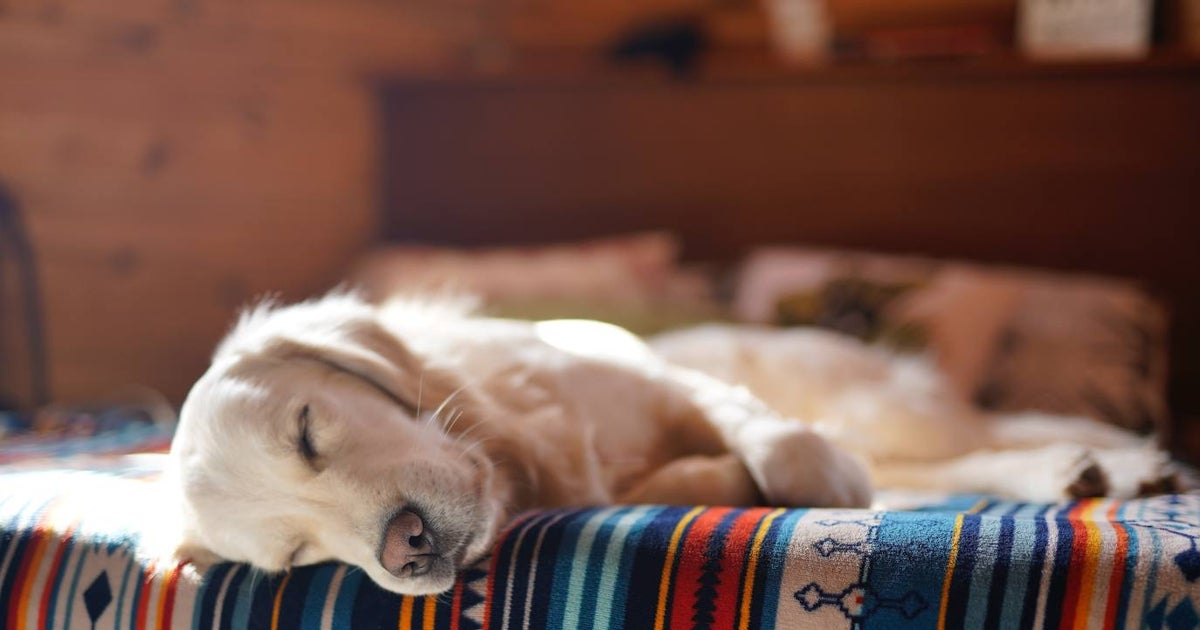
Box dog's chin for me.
[463,493,509,566]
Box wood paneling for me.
[3,0,1195,428]
[378,61,1200,437]
[0,0,484,406]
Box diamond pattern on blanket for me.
[82,571,113,624]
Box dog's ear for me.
[265,318,424,413]
[255,312,480,420]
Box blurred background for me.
[0,0,1197,459]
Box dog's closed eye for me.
[297,404,321,470]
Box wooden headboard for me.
[376,59,1200,434]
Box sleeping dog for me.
[167,294,871,595]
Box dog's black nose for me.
[381,510,436,577]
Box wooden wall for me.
[0,0,784,408]
[378,63,1200,447]
[0,0,493,406]
[1,0,1192,416]
[0,0,759,407]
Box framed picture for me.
[1019,0,1153,59]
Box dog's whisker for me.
[450,421,486,445]
[434,404,455,432]
[459,434,493,450]
[416,368,426,420]
[442,407,467,435]
[431,385,467,422]
[431,404,457,435]
[457,437,494,463]
[247,568,263,596]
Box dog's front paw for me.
[1065,450,1109,499]
[742,423,873,508]
[1049,445,1181,501]
[171,541,222,574]
[1093,447,1181,499]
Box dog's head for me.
[168,295,506,594]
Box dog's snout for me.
[381,510,436,577]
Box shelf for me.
[374,49,1200,89]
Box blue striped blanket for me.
[1,460,1199,628]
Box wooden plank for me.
[21,208,375,403]
[0,3,482,70]
[27,213,375,275]
[34,258,246,405]
[0,0,484,406]
[0,59,373,122]
[0,110,374,211]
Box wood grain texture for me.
[0,0,484,406]
[378,61,1200,443]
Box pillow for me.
[735,247,1169,435]
[346,233,724,335]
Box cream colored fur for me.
[168,295,871,595]
[651,324,1180,504]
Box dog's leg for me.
[875,443,1188,501]
[1090,446,1188,497]
[872,445,1111,502]
[981,412,1183,498]
[617,454,762,506]
[662,367,872,508]
[987,412,1152,450]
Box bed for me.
[0,271,1195,628]
[1,265,1194,629]
[3,450,1199,629]
[3,243,1188,628]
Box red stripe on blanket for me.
[11,497,66,630]
[6,531,35,630]
[1059,500,1092,629]
[135,569,155,629]
[449,572,465,630]
[1104,502,1129,626]
[481,538,502,630]
[37,524,76,626]
[712,509,770,630]
[481,512,537,630]
[669,507,733,628]
[160,562,185,628]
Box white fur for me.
[650,324,1178,504]
[168,295,871,594]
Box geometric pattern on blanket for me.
[2,466,1200,629]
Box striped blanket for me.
[2,461,1199,629]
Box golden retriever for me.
[167,294,872,595]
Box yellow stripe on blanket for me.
[739,508,786,630]
[654,506,705,630]
[271,572,292,630]
[937,499,988,630]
